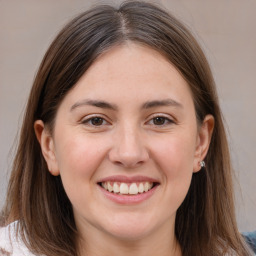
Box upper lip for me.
[98,175,160,183]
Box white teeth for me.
[101,181,155,195]
[103,182,108,190]
[113,182,120,193]
[144,182,149,192]
[107,182,113,192]
[120,183,129,194]
[129,183,138,194]
[138,183,144,193]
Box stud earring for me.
[200,160,205,168]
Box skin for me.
[35,43,214,256]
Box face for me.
[36,43,213,243]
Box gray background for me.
[0,0,255,231]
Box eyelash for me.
[146,115,175,127]
[81,114,175,128]
[81,116,110,127]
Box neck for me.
[77,221,182,256]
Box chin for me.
[101,214,156,241]
[107,226,151,241]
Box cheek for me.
[53,133,111,212]
[151,133,196,202]
[54,133,108,191]
[152,134,196,173]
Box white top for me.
[1,222,255,256]
[0,222,37,256]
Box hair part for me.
[1,1,252,255]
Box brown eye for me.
[153,117,167,125]
[81,116,110,129]
[90,117,104,126]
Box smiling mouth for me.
[99,181,158,195]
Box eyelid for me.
[80,114,111,126]
[145,113,176,126]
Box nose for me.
[108,126,149,168]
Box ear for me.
[193,114,214,173]
[34,120,60,176]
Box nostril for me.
[114,160,124,166]
[108,138,149,167]
[114,159,145,168]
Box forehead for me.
[59,43,194,110]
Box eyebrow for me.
[70,99,118,111]
[141,99,183,109]
[70,98,183,112]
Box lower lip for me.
[98,185,158,205]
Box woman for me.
[0,1,253,255]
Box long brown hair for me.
[1,1,252,255]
